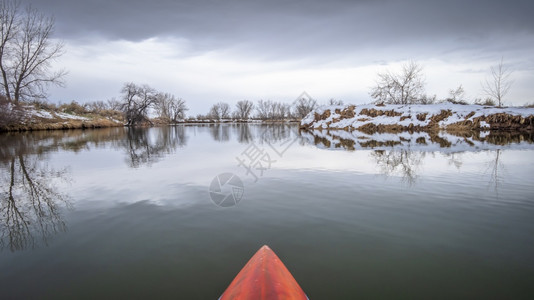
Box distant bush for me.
[445,99,469,105]
[447,85,467,105]
[54,100,123,120]
[327,98,344,106]
[85,100,123,120]
[96,109,123,120]
[32,99,58,111]
[524,102,534,108]
[419,94,437,105]
[59,101,88,115]
[474,98,496,106]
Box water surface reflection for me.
[1,125,532,252]
[301,129,534,151]
[119,126,187,167]
[0,134,71,251]
[301,129,532,186]
[0,125,533,299]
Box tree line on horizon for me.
[197,97,322,121]
[116,82,320,125]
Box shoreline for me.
[1,119,123,132]
[300,103,534,133]
[0,119,302,133]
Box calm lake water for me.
[1,125,534,299]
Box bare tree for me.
[482,58,513,107]
[208,102,230,120]
[0,2,66,103]
[293,97,317,119]
[271,101,291,120]
[120,82,157,126]
[255,99,293,120]
[155,92,187,122]
[106,97,122,110]
[278,102,292,120]
[370,61,426,104]
[168,97,187,121]
[256,99,271,120]
[235,100,254,120]
[219,102,230,119]
[0,1,17,99]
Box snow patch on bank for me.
[55,112,89,120]
[25,106,90,121]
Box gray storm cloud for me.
[28,0,534,58]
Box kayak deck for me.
[219,245,308,300]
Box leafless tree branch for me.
[481,57,513,107]
[370,61,426,105]
[0,1,66,102]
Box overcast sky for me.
[24,0,534,114]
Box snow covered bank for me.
[1,104,123,131]
[300,103,534,132]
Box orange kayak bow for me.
[219,245,309,300]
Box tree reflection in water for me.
[445,153,463,170]
[121,126,187,168]
[209,124,230,142]
[0,125,530,250]
[204,123,295,145]
[259,124,294,144]
[486,149,505,196]
[0,151,70,252]
[302,129,534,186]
[371,150,425,185]
[237,124,253,144]
[0,126,191,251]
